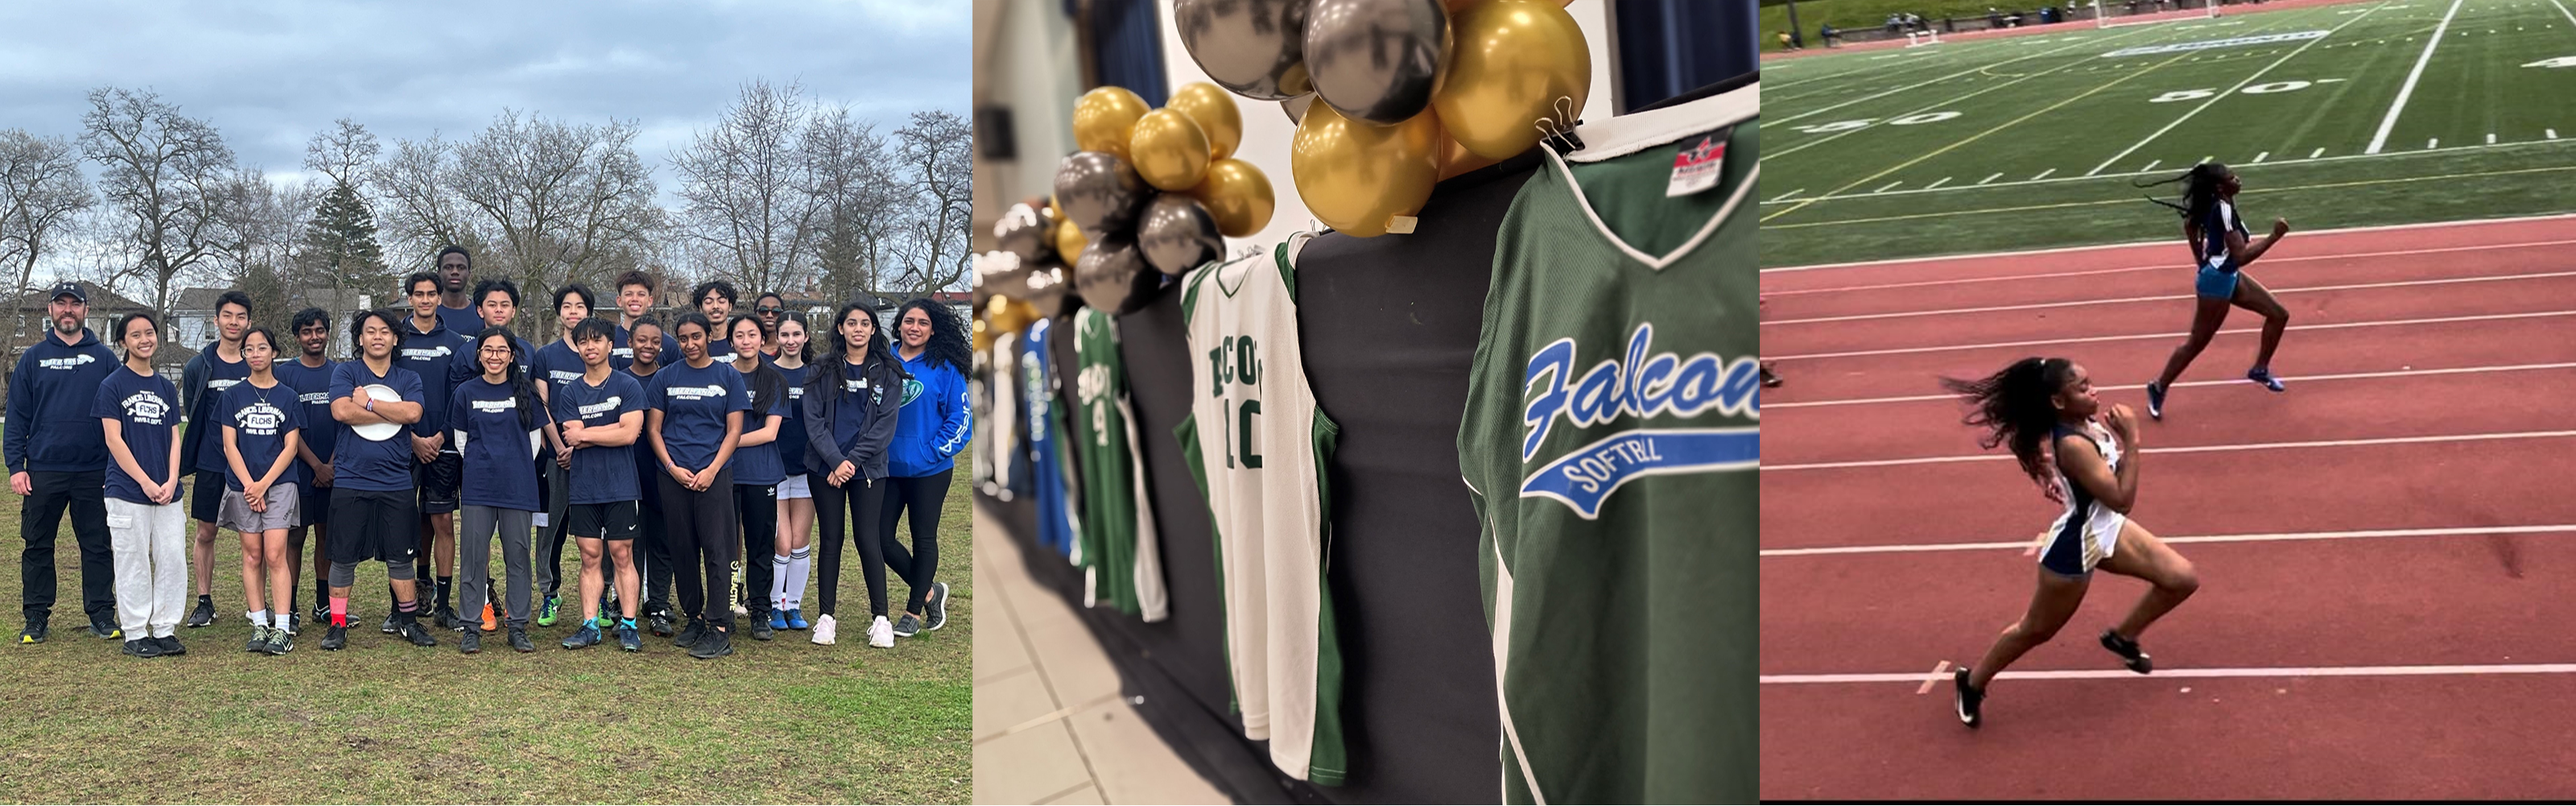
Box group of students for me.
[8,246,972,662]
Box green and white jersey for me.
[985,331,1019,499]
[1457,83,1760,804]
[1174,233,1347,786]
[1071,308,1169,622]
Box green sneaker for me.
[536,595,560,627]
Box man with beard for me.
[6,283,123,643]
[178,291,254,629]
[273,308,342,634]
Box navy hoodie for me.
[4,328,121,473]
[395,313,475,439]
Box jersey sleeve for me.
[328,363,357,404]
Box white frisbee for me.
[351,385,405,442]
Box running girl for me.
[803,302,905,649]
[452,327,551,654]
[95,312,187,658]
[881,299,971,637]
[767,312,816,632]
[646,312,750,659]
[1942,357,2201,727]
[2137,163,2293,419]
[218,327,305,655]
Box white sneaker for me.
[811,614,837,645]
[868,615,894,648]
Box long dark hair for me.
[473,326,547,432]
[1938,357,2077,494]
[669,312,715,364]
[896,298,970,376]
[775,311,813,363]
[2136,162,2230,229]
[726,314,787,420]
[807,301,907,398]
[241,327,283,376]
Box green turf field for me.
[1759,0,2074,51]
[0,424,971,804]
[1758,0,2576,267]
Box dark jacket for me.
[177,340,238,475]
[801,351,907,484]
[4,328,120,474]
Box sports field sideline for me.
[1758,0,2576,267]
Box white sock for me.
[770,553,790,611]
[275,612,291,629]
[248,609,267,629]
[785,548,812,610]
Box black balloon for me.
[1052,151,1151,235]
[1137,194,1225,276]
[1074,234,1163,315]
[993,202,1055,263]
[1305,0,1449,125]
[1174,0,1314,101]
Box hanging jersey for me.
[986,332,1020,500]
[1022,319,1079,558]
[1456,83,1759,805]
[1175,234,1346,786]
[1070,308,1170,622]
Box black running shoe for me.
[924,582,948,632]
[398,618,439,647]
[89,613,121,639]
[459,630,481,655]
[673,618,707,648]
[246,625,271,653]
[508,626,535,653]
[1954,668,1984,728]
[17,620,46,645]
[689,627,733,659]
[155,634,185,655]
[749,615,774,642]
[2101,629,2153,674]
[647,613,675,637]
[185,596,214,628]
[320,624,348,651]
[380,613,398,634]
[122,638,162,658]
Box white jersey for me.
[1176,232,1347,786]
[986,332,1019,499]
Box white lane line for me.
[1874,180,1905,193]
[2367,0,2467,155]
[1765,362,2576,410]
[1765,662,2576,686]
[1768,188,1806,203]
[1764,270,2576,326]
[2141,159,2162,173]
[2312,147,2328,158]
[2252,151,2270,163]
[2552,0,2576,27]
[1760,212,2576,274]
[1765,309,2576,362]
[1763,430,2576,472]
[1763,524,2576,558]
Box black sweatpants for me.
[877,469,952,614]
[638,470,673,615]
[736,482,777,619]
[19,469,114,623]
[813,474,887,620]
[660,467,736,629]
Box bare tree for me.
[672,79,824,298]
[372,132,481,273]
[2,130,93,345]
[205,165,313,318]
[305,118,380,194]
[448,110,664,324]
[804,105,901,301]
[78,86,236,316]
[888,110,972,294]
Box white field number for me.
[1791,111,1962,134]
[2149,80,2330,103]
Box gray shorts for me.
[218,482,302,534]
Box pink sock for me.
[329,597,349,627]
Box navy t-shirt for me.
[192,349,250,472]
[273,358,338,486]
[395,320,473,439]
[551,370,646,504]
[610,324,680,373]
[93,366,181,506]
[533,338,588,396]
[218,379,305,491]
[448,378,543,511]
[832,366,879,457]
[328,362,427,492]
[729,364,790,486]
[646,360,749,473]
[774,362,811,477]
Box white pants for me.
[106,498,189,639]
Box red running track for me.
[1757,214,2576,799]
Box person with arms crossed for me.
[94,312,187,657]
[530,283,601,627]
[321,309,441,651]
[7,283,121,643]
[552,317,649,651]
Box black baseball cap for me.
[49,282,85,304]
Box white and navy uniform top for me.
[2194,199,2250,275]
[2039,419,2127,577]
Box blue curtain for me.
[1088,0,1171,103]
[1614,0,1757,114]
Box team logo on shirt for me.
[470,398,518,413]
[576,395,624,420]
[38,353,97,370]
[298,391,331,405]
[208,378,243,392]
[901,378,923,407]
[664,384,727,400]
[235,401,289,435]
[1516,322,1759,519]
[122,392,171,424]
[400,345,453,360]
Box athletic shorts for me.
[778,473,811,500]
[2037,506,2127,578]
[2195,262,2239,300]
[415,449,461,515]
[564,501,641,541]
[328,487,421,565]
[298,484,332,529]
[219,482,301,534]
[192,470,225,522]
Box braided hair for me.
[2136,162,2231,234]
[1938,357,2079,495]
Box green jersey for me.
[1071,308,1169,621]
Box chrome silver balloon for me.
[1137,193,1225,277]
[1073,234,1162,315]
[992,202,1055,263]
[1174,0,1315,101]
[1051,151,1151,235]
[1304,0,1449,125]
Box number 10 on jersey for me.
[1208,334,1263,469]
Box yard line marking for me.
[1762,238,2576,293]
[1764,310,2576,362]
[1767,188,1806,203]
[2141,159,2161,172]
[2032,167,2057,180]
[1763,430,2576,472]
[2311,147,2327,158]
[2252,151,2270,163]
[1873,180,1904,193]
[2367,0,2467,155]
[1769,25,2166,126]
[2087,2,2388,177]
[1766,271,2576,326]
[1765,26,2178,163]
[2552,0,2576,27]
[1766,362,2576,410]
[2202,154,2214,163]
[2489,133,2498,144]
[1762,525,2576,559]
[1763,662,2576,686]
[1979,172,2003,184]
[1925,176,1952,189]
[2429,138,2441,148]
[2552,130,2562,140]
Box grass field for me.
[0,425,971,804]
[1759,0,2085,50]
[1758,0,2576,266]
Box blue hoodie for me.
[889,350,971,477]
[4,328,121,473]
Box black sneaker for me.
[647,613,675,637]
[398,618,439,647]
[89,614,122,639]
[459,630,481,654]
[17,620,46,645]
[264,626,293,655]
[155,634,185,655]
[320,624,348,651]
[1954,668,1984,728]
[380,613,399,634]
[673,618,707,648]
[749,614,774,642]
[122,638,163,658]
[434,606,463,631]
[286,612,300,636]
[893,613,922,639]
[617,624,642,653]
[2101,630,2153,674]
[924,582,948,631]
[508,626,535,653]
[246,625,272,653]
[185,597,214,628]
[689,627,733,659]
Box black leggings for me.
[658,467,737,629]
[813,475,887,620]
[735,482,778,618]
[877,469,952,614]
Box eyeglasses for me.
[478,347,515,356]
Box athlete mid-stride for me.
[1940,358,2201,728]
[2136,163,2292,420]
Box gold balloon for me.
[1191,158,1277,238]
[1166,82,1245,161]
[1055,217,1090,261]
[1439,135,1503,181]
[1432,0,1591,160]
[1128,108,1213,192]
[1071,86,1151,162]
[1290,102,1442,238]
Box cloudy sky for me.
[0,0,968,198]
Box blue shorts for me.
[2195,263,2239,300]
